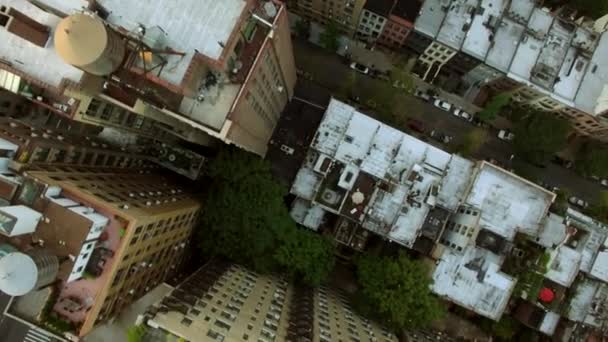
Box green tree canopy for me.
[457,128,489,157]
[565,0,608,19]
[477,93,511,122]
[198,147,335,285]
[590,191,608,222]
[390,66,415,94]
[275,229,335,286]
[294,18,311,40]
[513,110,571,165]
[319,20,340,52]
[355,253,444,330]
[576,141,608,178]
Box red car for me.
[406,119,425,133]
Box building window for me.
[180,317,192,326]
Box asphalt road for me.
[0,293,57,342]
[292,38,601,205]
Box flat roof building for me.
[138,261,398,342]
[289,99,558,321]
[411,0,608,140]
[0,0,296,155]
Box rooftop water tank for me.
[55,13,126,76]
[0,244,58,296]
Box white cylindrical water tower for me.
[0,244,58,296]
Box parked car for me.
[472,117,489,128]
[433,99,453,111]
[453,108,473,121]
[430,130,453,144]
[393,80,410,89]
[601,179,608,187]
[539,180,559,193]
[414,89,431,101]
[497,130,515,141]
[350,62,369,75]
[406,119,426,133]
[551,155,573,169]
[568,196,589,209]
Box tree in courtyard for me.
[477,92,511,122]
[294,18,311,40]
[319,20,340,52]
[355,253,444,330]
[456,128,489,157]
[197,147,335,284]
[576,141,608,178]
[513,110,571,165]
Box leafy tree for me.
[477,93,511,122]
[198,147,335,284]
[590,191,608,222]
[319,20,340,52]
[576,141,608,178]
[551,188,571,216]
[513,110,571,165]
[390,66,415,94]
[565,0,608,19]
[127,325,146,342]
[275,229,335,286]
[294,18,311,40]
[457,128,488,157]
[355,253,444,330]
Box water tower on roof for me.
[54,13,126,76]
[0,244,58,296]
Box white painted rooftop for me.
[567,278,598,322]
[293,99,476,248]
[507,0,535,20]
[575,32,608,116]
[436,0,479,50]
[437,155,475,211]
[539,312,560,336]
[545,246,582,287]
[537,213,567,248]
[415,0,450,38]
[461,0,504,60]
[98,0,246,85]
[465,162,554,240]
[590,250,608,283]
[485,19,524,72]
[414,0,608,118]
[0,0,84,88]
[290,198,325,231]
[432,246,515,320]
[291,164,322,201]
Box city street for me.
[0,293,60,342]
[292,38,601,204]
